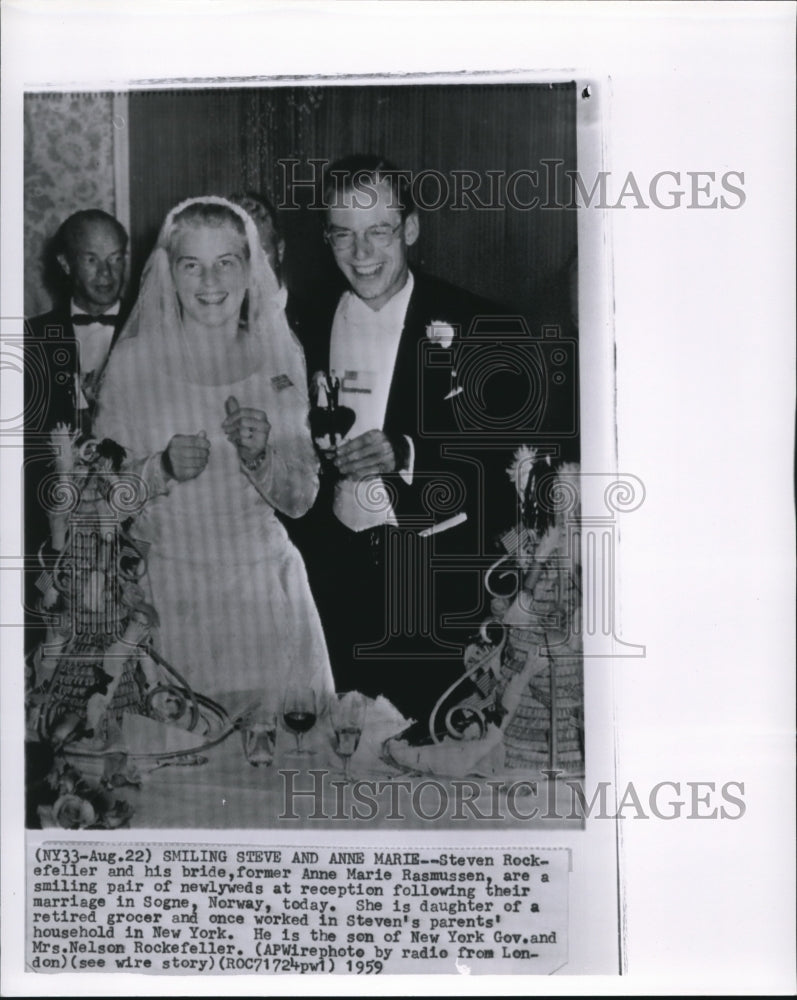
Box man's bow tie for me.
[71,313,118,327]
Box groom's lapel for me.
[385,274,429,435]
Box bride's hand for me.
[163,431,210,482]
[222,396,271,463]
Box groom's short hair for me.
[322,154,417,220]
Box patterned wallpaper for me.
[24,92,121,318]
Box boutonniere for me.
[425,321,456,349]
[426,322,460,399]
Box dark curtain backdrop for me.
[128,82,577,323]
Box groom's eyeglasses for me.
[324,221,403,252]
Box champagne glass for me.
[241,704,278,767]
[329,692,366,781]
[282,684,318,756]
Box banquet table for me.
[95,690,583,831]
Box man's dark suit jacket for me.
[290,270,507,531]
[25,302,128,436]
[286,269,546,721]
[23,301,128,650]
[289,267,576,547]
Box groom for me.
[290,155,518,727]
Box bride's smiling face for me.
[171,222,249,330]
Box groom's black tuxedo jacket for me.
[288,269,520,546]
[287,269,578,718]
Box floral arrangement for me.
[388,446,584,777]
[27,744,140,830]
[25,424,225,828]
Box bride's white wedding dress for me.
[96,342,333,703]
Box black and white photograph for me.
[1,1,794,994]
[21,80,589,831]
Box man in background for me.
[27,208,129,435]
[24,209,129,653]
[230,190,286,288]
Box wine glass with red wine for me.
[282,684,318,755]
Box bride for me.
[95,196,333,703]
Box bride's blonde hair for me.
[166,202,250,261]
[107,196,306,389]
